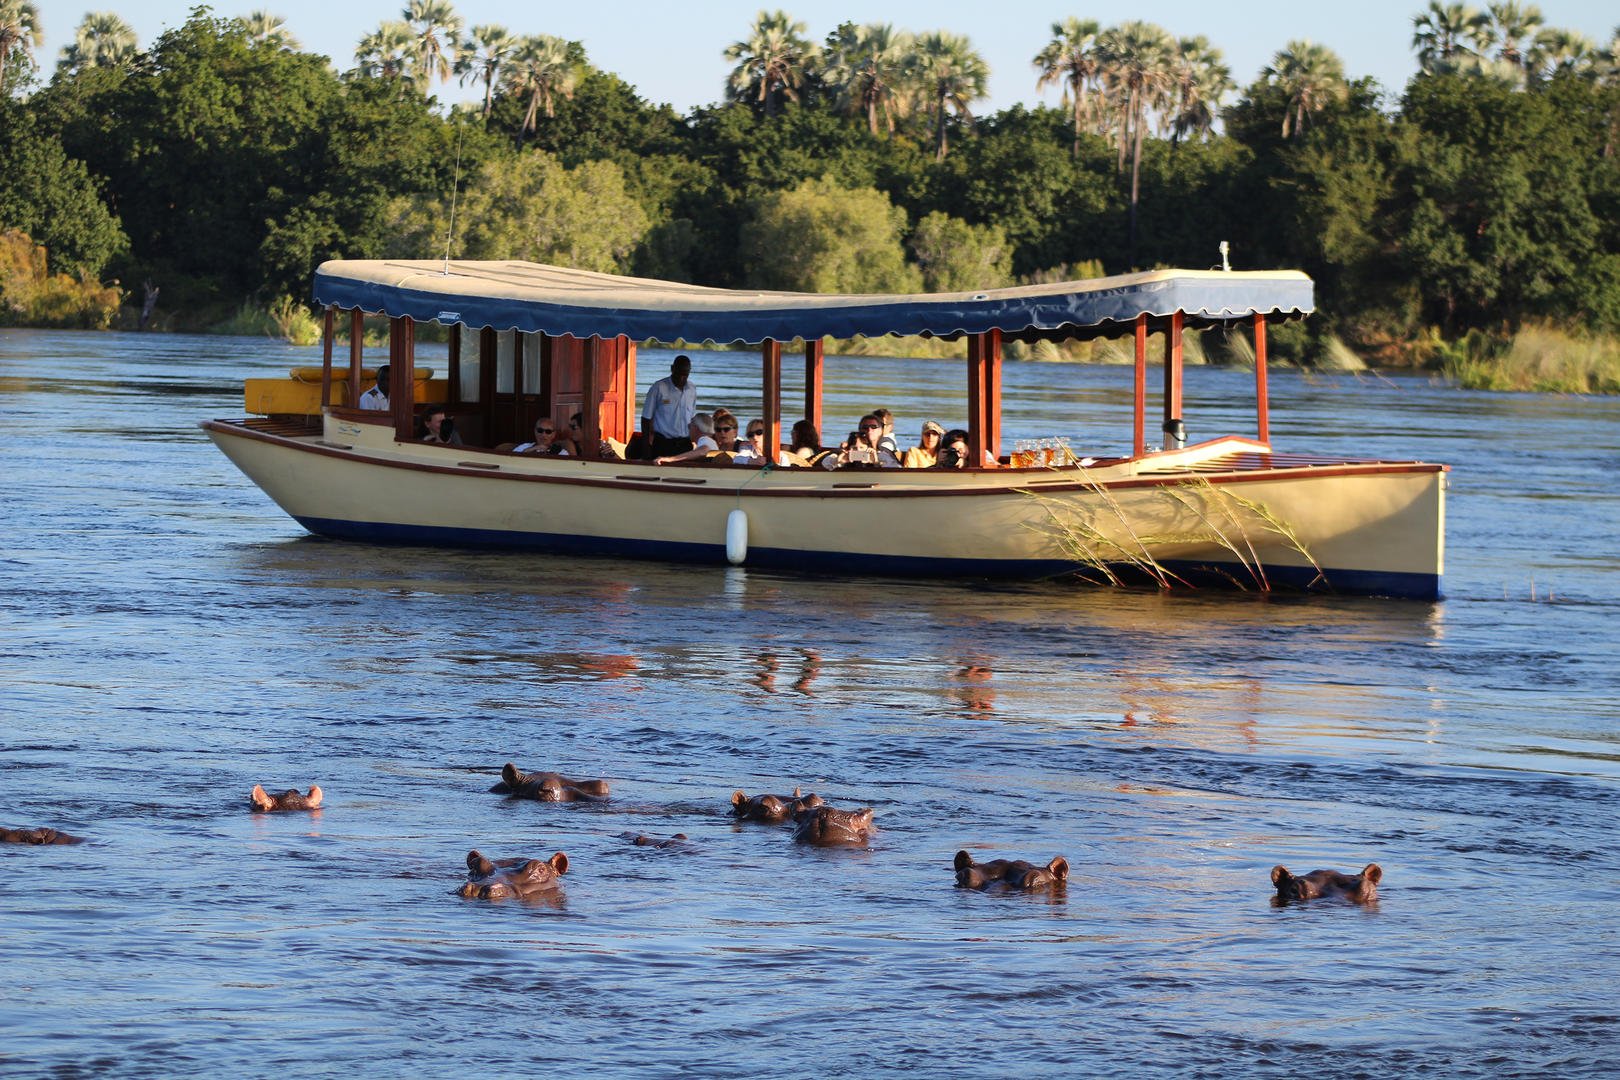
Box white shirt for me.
[359,386,388,410]
[642,375,697,438]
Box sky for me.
[33,0,1620,114]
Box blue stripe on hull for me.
[296,516,1441,601]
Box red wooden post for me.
[983,328,1003,463]
[348,308,364,408]
[447,322,461,407]
[320,306,335,410]
[762,338,782,461]
[804,338,824,437]
[967,333,985,466]
[1133,313,1148,456]
[394,316,416,442]
[620,335,637,442]
[1162,311,1184,445]
[478,327,496,409]
[1253,313,1270,445]
[580,335,601,460]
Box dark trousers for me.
[649,433,693,458]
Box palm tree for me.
[1412,1,1491,73]
[58,11,137,72]
[1034,17,1105,156]
[504,34,578,139]
[355,19,414,80]
[455,23,513,119]
[404,0,461,91]
[910,30,989,162]
[1167,35,1232,142]
[0,0,44,92]
[822,22,912,135]
[239,10,300,50]
[1528,26,1595,81]
[723,10,816,116]
[1484,1,1543,69]
[1262,40,1349,139]
[1098,20,1173,262]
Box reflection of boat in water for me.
[202,260,1446,599]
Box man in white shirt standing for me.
[641,354,697,458]
[359,365,390,410]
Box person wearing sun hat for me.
[904,420,946,468]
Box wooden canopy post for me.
[1162,310,1184,447]
[762,338,782,459]
[392,315,416,442]
[1253,313,1270,445]
[804,338,824,437]
[985,329,1002,462]
[348,308,364,407]
[580,335,601,460]
[447,322,462,407]
[620,335,637,441]
[967,333,985,466]
[319,306,335,410]
[1133,313,1148,456]
[478,327,497,410]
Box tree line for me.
[0,2,1617,364]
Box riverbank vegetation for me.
[1,3,1617,390]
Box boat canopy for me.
[313,260,1313,346]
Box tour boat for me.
[201,260,1447,598]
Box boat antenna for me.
[443,119,466,275]
[1218,240,1231,272]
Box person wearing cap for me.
[904,420,945,468]
[359,365,390,410]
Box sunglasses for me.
[535,426,554,434]
[861,424,881,431]
[747,429,764,436]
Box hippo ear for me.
[1048,857,1070,882]
[855,807,874,826]
[732,790,748,807]
[1270,866,1290,887]
[250,785,274,812]
[304,785,323,809]
[550,851,569,875]
[1362,863,1383,884]
[466,850,494,877]
[501,762,522,788]
[954,850,974,872]
[791,786,802,797]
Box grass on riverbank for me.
[1436,324,1620,394]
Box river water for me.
[2,329,1618,1078]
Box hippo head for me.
[0,827,84,845]
[792,805,874,846]
[1271,863,1382,904]
[496,763,609,802]
[459,849,570,900]
[731,787,825,823]
[954,850,1069,891]
[250,785,323,813]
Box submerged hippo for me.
[953,850,1069,891]
[731,787,824,823]
[792,805,874,846]
[250,784,323,813]
[621,832,689,849]
[1271,863,1383,904]
[490,763,610,802]
[0,827,84,845]
[458,849,570,900]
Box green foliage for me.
[0,229,121,328]
[738,176,920,293]
[0,105,126,276]
[907,211,1012,292]
[384,151,649,271]
[1439,322,1620,393]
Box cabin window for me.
[522,332,544,396]
[496,331,517,394]
[457,325,481,403]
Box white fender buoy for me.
[725,508,748,565]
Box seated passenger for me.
[513,418,568,456]
[903,420,945,468]
[783,419,822,466]
[936,428,970,469]
[655,413,721,464]
[732,419,770,465]
[851,414,900,467]
[560,412,585,457]
[710,408,741,451]
[420,405,463,446]
[872,408,899,455]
